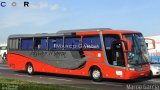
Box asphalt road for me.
[1,60,160,90]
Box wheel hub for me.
[92,70,100,79]
[28,66,33,73]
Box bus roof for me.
[8,33,72,38]
[57,28,112,34]
[57,28,140,34]
[8,28,141,38]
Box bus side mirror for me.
[145,38,155,50]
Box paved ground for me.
[1,59,160,90]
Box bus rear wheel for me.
[26,63,34,75]
[90,67,103,82]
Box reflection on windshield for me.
[135,34,149,63]
[124,33,149,65]
[134,34,148,54]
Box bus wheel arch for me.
[89,65,103,82]
[25,62,34,75]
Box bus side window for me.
[21,38,33,50]
[34,38,47,50]
[9,38,19,50]
[48,38,56,49]
[83,36,101,50]
[48,37,63,50]
[65,37,81,50]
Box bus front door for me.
[104,35,126,78]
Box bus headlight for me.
[128,67,135,71]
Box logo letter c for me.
[1,2,6,7]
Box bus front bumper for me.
[125,70,151,80]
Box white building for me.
[145,35,160,62]
[0,43,7,57]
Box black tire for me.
[26,63,34,75]
[148,70,153,79]
[90,67,103,82]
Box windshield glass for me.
[124,33,149,65]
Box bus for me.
[0,44,7,58]
[7,28,153,81]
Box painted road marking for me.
[39,77,43,79]
[92,82,123,87]
[0,67,8,69]
[92,82,106,85]
[147,79,160,83]
[48,78,72,82]
[0,64,8,66]
[14,74,32,77]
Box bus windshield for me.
[124,33,149,65]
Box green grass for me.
[0,78,93,90]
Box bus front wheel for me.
[90,67,103,82]
[26,63,34,75]
[148,70,153,79]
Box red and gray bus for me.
[7,28,152,81]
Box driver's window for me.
[104,35,125,67]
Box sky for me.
[0,0,160,43]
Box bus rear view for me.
[7,28,152,81]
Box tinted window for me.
[83,36,101,50]
[65,37,81,50]
[48,37,63,50]
[34,38,47,50]
[9,38,19,50]
[104,35,120,50]
[21,38,33,50]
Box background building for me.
[145,35,160,62]
[0,43,7,57]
